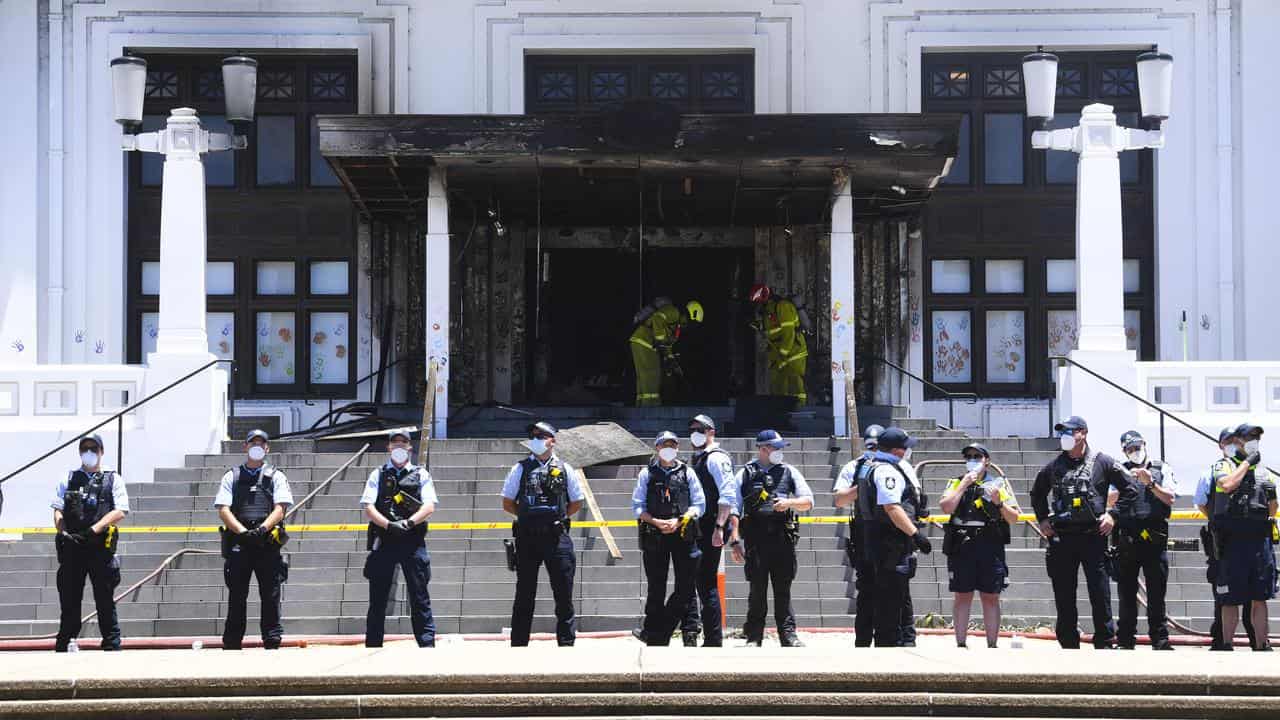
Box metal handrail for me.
[1049,355,1216,459]
[872,356,978,430]
[283,443,370,523]
[0,358,235,485]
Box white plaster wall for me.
[1238,0,1280,362]
[0,0,41,365]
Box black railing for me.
[1049,355,1215,462]
[0,359,235,485]
[872,356,977,430]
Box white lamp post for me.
[1022,46,1171,355]
[111,54,257,357]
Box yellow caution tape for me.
[0,510,1229,536]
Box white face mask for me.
[80,451,99,468]
[390,447,410,465]
[1225,444,1241,458]
[528,438,549,456]
[1125,448,1147,466]
[965,459,984,474]
[247,445,267,462]
[1059,434,1077,452]
[658,447,679,463]
[767,450,785,465]
[690,432,708,448]
[1245,439,1261,454]
[903,447,913,461]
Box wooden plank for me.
[576,468,622,561]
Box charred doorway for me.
[530,244,753,405]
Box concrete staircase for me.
[0,407,1261,642]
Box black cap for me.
[863,424,885,449]
[1054,416,1089,433]
[961,443,989,459]
[528,421,557,438]
[1235,423,1264,439]
[386,427,414,443]
[688,414,716,432]
[1219,426,1239,444]
[654,430,679,446]
[1119,430,1145,449]
[877,427,917,450]
[78,433,105,453]
[244,429,269,444]
[755,429,790,449]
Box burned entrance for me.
[318,107,958,429]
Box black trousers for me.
[641,532,700,645]
[364,537,434,648]
[56,544,121,651]
[510,532,576,646]
[1207,558,1258,648]
[870,548,915,647]
[1114,531,1170,647]
[680,526,725,645]
[222,543,286,649]
[1045,533,1115,648]
[742,533,797,641]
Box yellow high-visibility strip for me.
[0,509,1228,535]
[629,337,655,350]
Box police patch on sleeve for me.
[885,477,896,490]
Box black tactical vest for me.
[62,470,115,532]
[740,461,796,536]
[949,480,1003,529]
[857,459,919,526]
[1117,461,1171,528]
[1050,453,1105,533]
[374,464,429,540]
[690,448,728,514]
[230,466,278,527]
[645,461,692,520]
[516,456,570,529]
[1210,460,1272,537]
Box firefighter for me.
[629,299,703,407]
[749,284,808,405]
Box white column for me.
[154,108,211,357]
[425,167,450,438]
[830,178,856,437]
[1073,103,1129,354]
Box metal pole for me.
[227,361,235,420]
[948,398,955,430]
[116,415,123,477]
[1159,414,1166,462]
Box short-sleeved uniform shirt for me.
[500,455,585,502]
[52,470,131,515]
[213,465,294,509]
[360,462,439,508]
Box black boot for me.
[631,628,647,643]
[682,632,699,647]
[779,632,805,648]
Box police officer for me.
[833,424,883,647]
[748,284,808,405]
[501,422,584,646]
[52,433,129,652]
[1108,431,1176,650]
[939,443,1019,648]
[1031,416,1135,649]
[855,427,932,647]
[680,414,739,647]
[1195,427,1256,650]
[214,429,293,650]
[361,429,438,648]
[634,431,706,646]
[1207,423,1276,651]
[730,430,814,647]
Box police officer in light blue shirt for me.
[501,422,585,646]
[214,429,293,650]
[1196,427,1257,650]
[680,414,739,647]
[633,430,706,646]
[833,424,883,647]
[52,433,129,652]
[361,428,438,648]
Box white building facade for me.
[1,0,1279,520]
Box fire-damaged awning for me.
[317,103,961,223]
